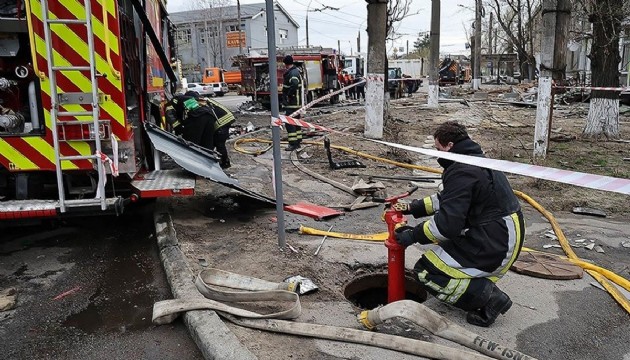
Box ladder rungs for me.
[60,155,98,161]
[47,19,87,25]
[57,111,94,117]
[52,66,91,71]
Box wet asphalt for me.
[0,204,202,359]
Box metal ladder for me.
[40,0,107,212]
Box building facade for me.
[170,2,299,82]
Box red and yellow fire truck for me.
[0,0,228,219]
[237,46,343,109]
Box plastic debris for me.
[543,244,562,249]
[284,275,318,295]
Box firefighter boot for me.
[285,143,301,151]
[466,285,512,327]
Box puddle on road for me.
[62,213,159,334]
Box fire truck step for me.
[60,155,98,161]
[46,19,88,25]
[52,66,92,72]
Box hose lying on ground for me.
[359,300,537,360]
[153,268,510,360]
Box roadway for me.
[0,205,203,359]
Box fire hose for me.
[153,268,530,360]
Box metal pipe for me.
[28,81,40,131]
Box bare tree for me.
[572,0,628,139]
[387,0,413,40]
[190,0,232,70]
[489,0,542,80]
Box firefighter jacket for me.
[406,138,522,274]
[282,65,302,110]
[203,98,235,130]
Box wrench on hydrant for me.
[377,186,418,303]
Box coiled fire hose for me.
[152,268,530,360]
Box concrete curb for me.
[153,202,257,360]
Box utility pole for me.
[534,0,557,160]
[406,39,409,55]
[427,0,440,108]
[473,0,481,90]
[489,11,493,75]
[357,31,361,53]
[338,39,341,55]
[237,0,242,55]
[364,0,387,139]
[306,11,310,47]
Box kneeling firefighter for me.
[393,121,524,327]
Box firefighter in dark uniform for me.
[281,55,303,151]
[394,121,524,327]
[164,92,215,150]
[199,96,235,169]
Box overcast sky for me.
[166,0,474,57]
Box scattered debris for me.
[324,138,365,170]
[622,241,630,248]
[198,258,209,267]
[595,246,605,254]
[585,243,596,250]
[287,244,299,254]
[314,225,334,256]
[0,288,17,312]
[283,275,318,295]
[543,244,562,249]
[544,231,558,240]
[52,286,80,301]
[572,207,607,218]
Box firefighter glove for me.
[392,201,411,214]
[394,226,417,247]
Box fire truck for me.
[237,46,343,109]
[0,0,237,219]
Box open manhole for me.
[343,272,427,309]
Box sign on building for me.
[226,31,246,48]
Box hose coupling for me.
[357,311,376,331]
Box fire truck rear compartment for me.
[0,7,45,137]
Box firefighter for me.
[281,55,303,151]
[354,72,365,101]
[393,121,524,327]
[199,96,235,169]
[164,92,215,150]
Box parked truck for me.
[238,47,344,109]
[0,0,235,219]
[388,59,424,79]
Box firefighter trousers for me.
[284,110,302,145]
[413,212,524,311]
[181,117,214,150]
[213,126,230,168]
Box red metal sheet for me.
[284,202,343,220]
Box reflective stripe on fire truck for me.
[0,139,39,170]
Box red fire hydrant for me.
[381,186,418,303]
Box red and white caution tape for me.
[552,85,629,92]
[96,151,119,177]
[369,139,630,196]
[289,79,366,117]
[272,115,334,133]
